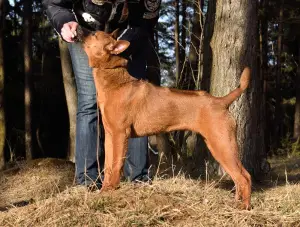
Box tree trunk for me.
[174,0,181,86]
[181,0,186,57]
[173,0,185,160]
[0,0,6,169]
[274,0,284,148]
[209,0,263,176]
[180,0,187,88]
[294,39,300,140]
[259,0,270,154]
[188,0,203,90]
[186,0,205,175]
[23,0,33,160]
[202,0,216,92]
[58,39,77,162]
[175,0,192,160]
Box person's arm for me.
[42,0,77,36]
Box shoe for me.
[132,175,152,185]
[86,182,102,192]
[77,174,104,192]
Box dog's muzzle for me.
[74,26,95,43]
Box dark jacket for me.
[42,0,161,35]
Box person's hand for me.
[61,21,78,42]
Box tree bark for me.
[294,39,300,140]
[58,39,77,162]
[202,0,216,92]
[0,0,6,169]
[181,0,186,58]
[173,0,185,159]
[188,0,203,90]
[259,0,270,154]
[180,0,187,88]
[174,0,181,86]
[23,0,33,160]
[209,0,263,176]
[274,0,284,148]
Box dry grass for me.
[268,155,300,183]
[0,158,74,207]
[0,158,300,226]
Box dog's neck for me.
[93,67,137,90]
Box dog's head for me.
[81,29,130,69]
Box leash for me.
[119,0,128,23]
[105,0,129,32]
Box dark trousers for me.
[68,35,153,185]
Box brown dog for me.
[82,30,252,209]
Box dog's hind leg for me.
[205,139,251,209]
[201,119,251,209]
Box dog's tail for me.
[220,67,251,107]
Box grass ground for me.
[0,156,300,226]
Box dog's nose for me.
[75,26,94,42]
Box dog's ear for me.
[110,29,119,39]
[109,40,130,55]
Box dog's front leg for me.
[101,131,114,190]
[102,130,129,190]
[110,132,129,187]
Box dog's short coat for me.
[82,30,252,209]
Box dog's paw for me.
[235,201,252,210]
[100,184,120,193]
